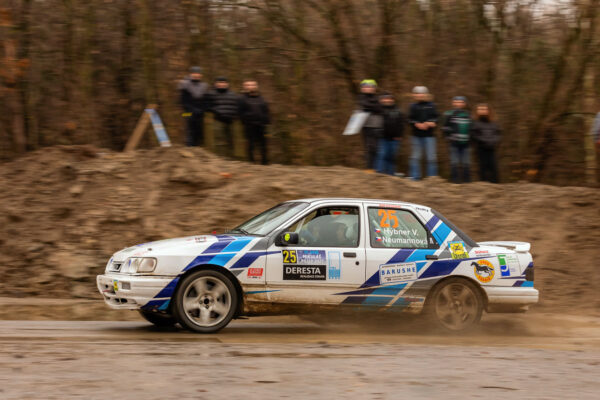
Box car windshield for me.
[230,202,309,236]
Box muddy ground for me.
[0,315,599,400]
[0,145,598,315]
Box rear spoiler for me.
[478,241,531,253]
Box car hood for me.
[112,234,259,261]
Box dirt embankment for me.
[0,145,598,314]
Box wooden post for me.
[124,104,157,152]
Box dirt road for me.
[1,315,598,400]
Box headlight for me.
[125,257,157,273]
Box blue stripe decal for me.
[342,296,366,305]
[386,249,415,264]
[521,281,534,287]
[203,239,234,254]
[158,299,170,310]
[245,290,281,294]
[335,287,376,296]
[223,238,253,253]
[406,250,435,262]
[360,271,380,288]
[153,277,180,298]
[141,299,169,311]
[425,215,440,231]
[183,254,217,271]
[419,259,462,279]
[370,283,407,296]
[229,251,279,269]
[210,252,237,266]
[362,296,394,305]
[415,261,429,272]
[433,222,452,243]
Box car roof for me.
[288,198,430,210]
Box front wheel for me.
[173,269,238,333]
[427,278,483,331]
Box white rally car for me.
[97,198,538,332]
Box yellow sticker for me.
[449,241,468,259]
[284,233,290,242]
[113,280,118,292]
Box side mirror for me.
[278,232,299,246]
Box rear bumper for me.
[483,286,539,312]
[97,274,176,310]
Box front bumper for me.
[97,274,176,310]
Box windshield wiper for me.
[227,228,252,235]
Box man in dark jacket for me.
[471,103,501,183]
[239,79,270,165]
[357,79,383,170]
[376,93,404,175]
[208,77,239,158]
[408,86,439,179]
[179,66,209,146]
[442,96,472,183]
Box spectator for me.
[208,77,239,158]
[239,79,270,165]
[179,66,209,147]
[357,79,383,170]
[471,103,501,183]
[408,86,439,180]
[376,92,404,175]
[591,111,600,152]
[442,96,472,183]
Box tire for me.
[138,310,177,327]
[173,269,238,333]
[426,278,483,332]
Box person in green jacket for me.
[442,96,472,183]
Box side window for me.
[286,206,360,248]
[368,207,436,249]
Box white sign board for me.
[343,111,370,136]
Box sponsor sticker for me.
[449,241,468,259]
[498,254,520,277]
[247,267,263,279]
[474,249,489,256]
[284,265,326,280]
[113,280,119,292]
[327,251,341,280]
[379,262,418,283]
[283,249,327,280]
[472,259,495,283]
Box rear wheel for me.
[173,269,238,333]
[427,278,483,331]
[138,310,177,327]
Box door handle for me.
[343,252,357,258]
[426,254,439,260]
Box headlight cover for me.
[126,257,157,273]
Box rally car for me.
[97,198,538,332]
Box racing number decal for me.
[282,250,297,264]
[378,209,399,228]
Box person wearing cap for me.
[357,79,383,170]
[408,86,439,179]
[442,96,472,183]
[207,77,239,158]
[239,79,270,165]
[179,66,209,147]
[376,92,404,175]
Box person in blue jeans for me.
[442,96,472,183]
[408,86,439,180]
[376,93,404,175]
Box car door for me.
[264,202,367,304]
[361,202,440,308]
